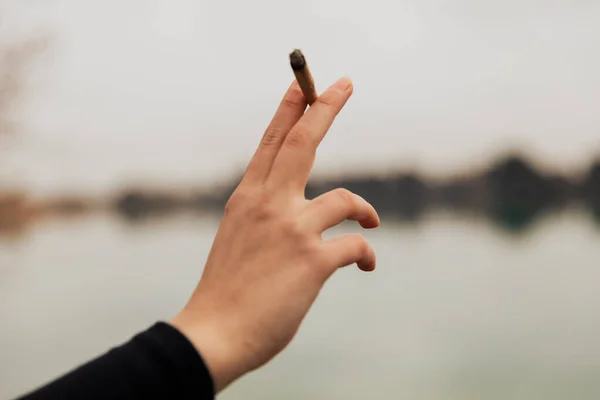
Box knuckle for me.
[315,90,341,108]
[281,90,305,108]
[224,189,248,216]
[280,217,306,240]
[248,203,275,222]
[285,124,312,149]
[301,240,328,271]
[343,233,367,252]
[333,188,355,209]
[306,239,323,257]
[354,235,369,254]
[299,237,322,259]
[223,200,236,217]
[260,127,281,148]
[246,192,277,221]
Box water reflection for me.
[1,211,599,399]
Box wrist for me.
[169,310,244,393]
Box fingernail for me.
[331,76,352,92]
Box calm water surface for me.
[1,211,600,399]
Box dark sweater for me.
[17,322,215,399]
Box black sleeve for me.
[17,322,215,400]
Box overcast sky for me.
[3,0,600,195]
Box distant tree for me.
[0,35,47,136]
[0,6,51,191]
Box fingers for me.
[242,81,307,184]
[321,234,376,273]
[303,188,380,232]
[268,77,354,190]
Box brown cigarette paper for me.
[289,49,318,106]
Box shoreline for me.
[2,153,599,235]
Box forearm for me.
[18,322,214,400]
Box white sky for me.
[2,0,600,195]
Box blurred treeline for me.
[2,152,600,236]
[114,153,600,231]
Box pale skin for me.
[170,76,380,392]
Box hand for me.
[170,77,380,392]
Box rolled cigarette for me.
[289,49,318,106]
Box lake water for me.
[1,211,600,399]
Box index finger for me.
[242,81,307,185]
[267,77,354,191]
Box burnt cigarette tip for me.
[289,49,306,71]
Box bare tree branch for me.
[0,35,49,136]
